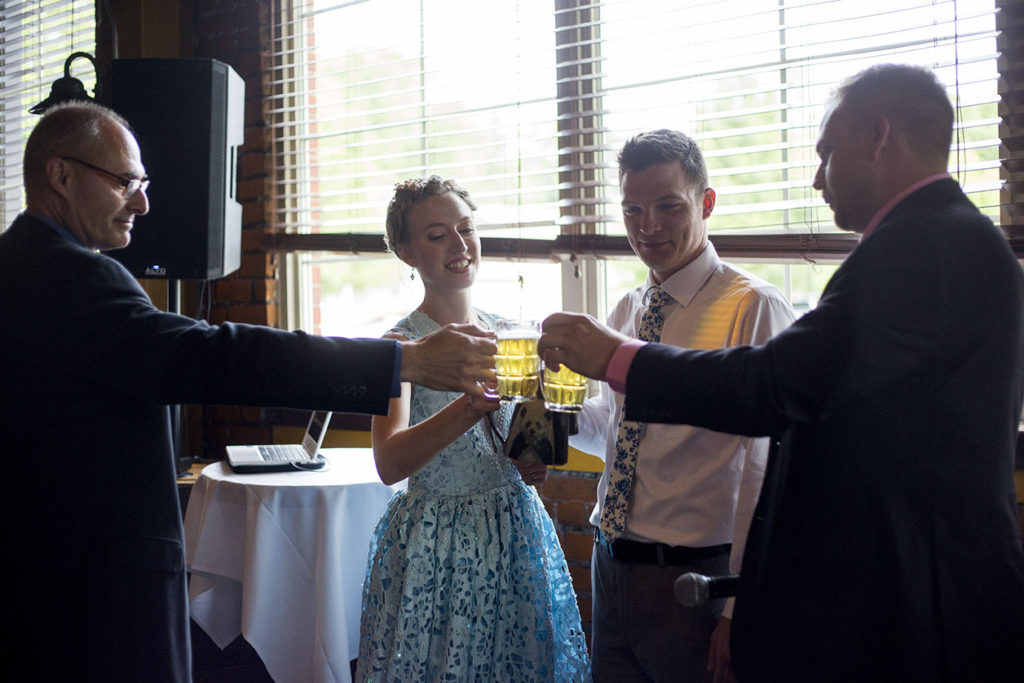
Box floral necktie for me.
[600,285,670,540]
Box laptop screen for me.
[302,410,332,455]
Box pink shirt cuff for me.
[605,340,646,393]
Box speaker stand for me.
[168,279,192,475]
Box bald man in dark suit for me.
[539,64,1024,682]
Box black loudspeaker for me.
[109,58,244,280]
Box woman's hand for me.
[466,390,501,416]
[513,460,548,487]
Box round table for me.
[183,448,399,683]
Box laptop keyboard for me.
[257,444,305,461]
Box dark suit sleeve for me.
[623,212,951,436]
[59,251,399,414]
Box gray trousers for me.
[590,540,730,682]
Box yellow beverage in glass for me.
[542,364,587,412]
[495,320,541,401]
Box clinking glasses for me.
[61,156,150,199]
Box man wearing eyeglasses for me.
[0,101,498,682]
[58,155,151,240]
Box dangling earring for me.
[409,268,416,281]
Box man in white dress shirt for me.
[571,129,796,682]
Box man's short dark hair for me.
[617,129,708,190]
[836,64,954,165]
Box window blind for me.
[267,0,1004,258]
[0,0,96,227]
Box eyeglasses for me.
[61,156,150,199]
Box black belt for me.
[595,529,730,566]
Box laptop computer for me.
[225,410,332,473]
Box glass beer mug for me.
[541,362,587,412]
[494,319,541,402]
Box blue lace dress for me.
[356,310,591,682]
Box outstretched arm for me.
[399,322,497,397]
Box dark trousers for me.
[591,534,730,682]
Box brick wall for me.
[191,0,279,453]
[540,469,600,641]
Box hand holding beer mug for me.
[495,319,541,401]
[536,313,590,412]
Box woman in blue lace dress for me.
[356,176,591,682]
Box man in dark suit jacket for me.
[539,64,1024,681]
[0,102,497,682]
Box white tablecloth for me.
[183,448,398,683]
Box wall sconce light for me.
[29,51,97,115]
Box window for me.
[0,0,96,227]
[267,0,1003,336]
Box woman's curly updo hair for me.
[384,175,477,254]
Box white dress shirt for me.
[572,243,796,614]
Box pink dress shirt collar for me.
[860,173,952,241]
